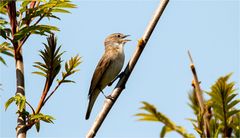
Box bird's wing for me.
[88,52,112,96]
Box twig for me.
[86,0,169,137]
[188,50,210,137]
[43,81,61,106]
[6,35,13,43]
[26,101,35,115]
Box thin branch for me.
[35,77,52,114]
[6,35,13,43]
[26,101,35,115]
[43,81,61,106]
[188,51,210,138]
[86,0,169,137]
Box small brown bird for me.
[85,33,130,120]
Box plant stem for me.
[188,51,210,138]
[7,1,27,138]
[86,0,169,137]
[35,79,51,114]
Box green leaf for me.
[33,34,62,81]
[19,95,26,112]
[208,73,239,125]
[0,2,8,14]
[31,113,44,120]
[41,114,55,123]
[214,125,223,138]
[226,93,238,104]
[30,113,55,124]
[61,79,75,83]
[0,29,6,39]
[14,25,59,41]
[59,55,81,84]
[21,1,31,8]
[135,113,159,122]
[54,2,77,8]
[32,71,47,77]
[227,100,240,110]
[0,56,6,65]
[51,8,71,13]
[35,121,40,132]
[136,102,194,138]
[0,42,14,65]
[5,97,15,111]
[160,126,173,138]
[5,94,26,112]
[227,110,240,119]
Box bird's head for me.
[104,33,130,49]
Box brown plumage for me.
[85,33,130,120]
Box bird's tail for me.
[85,90,100,120]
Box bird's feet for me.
[106,95,115,101]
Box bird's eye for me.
[117,34,121,37]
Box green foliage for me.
[188,90,199,116]
[231,112,240,137]
[207,73,240,123]
[1,0,76,64]
[0,1,8,14]
[30,113,55,132]
[136,102,195,138]
[14,25,59,41]
[33,34,81,85]
[207,73,240,137]
[137,74,240,138]
[33,34,62,82]
[1,0,76,41]
[187,90,205,136]
[0,42,14,65]
[35,121,40,132]
[17,0,76,38]
[188,73,240,137]
[59,55,81,84]
[30,113,55,123]
[2,0,79,135]
[0,17,10,40]
[5,94,26,112]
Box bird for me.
[85,33,130,120]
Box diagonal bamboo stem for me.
[86,0,169,137]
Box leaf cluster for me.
[136,102,195,138]
[5,93,26,112]
[207,73,240,137]
[5,34,81,133]
[136,74,240,138]
[30,113,55,132]
[188,73,240,137]
[0,42,14,65]
[33,34,62,82]
[0,0,76,65]
[59,55,81,83]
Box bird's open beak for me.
[123,35,131,42]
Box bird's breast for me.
[99,50,125,89]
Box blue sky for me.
[1,0,239,137]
